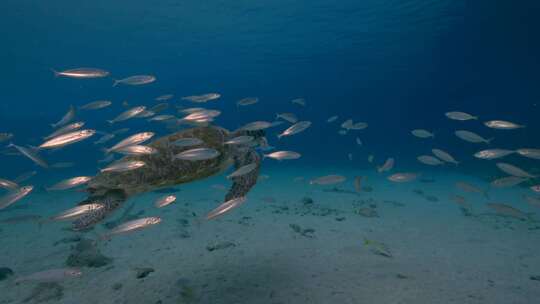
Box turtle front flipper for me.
[72,190,127,231]
[224,148,261,202]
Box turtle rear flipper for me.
[224,148,260,202]
[72,190,126,231]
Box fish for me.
[79,100,112,110]
[155,94,174,101]
[474,149,515,160]
[50,162,76,169]
[293,176,305,182]
[263,151,301,160]
[310,175,346,185]
[227,163,258,179]
[348,153,353,161]
[52,67,109,78]
[355,137,362,146]
[172,138,204,147]
[0,132,14,143]
[15,268,82,283]
[341,119,353,130]
[368,155,374,163]
[181,109,221,122]
[276,113,298,124]
[491,176,528,188]
[291,98,306,106]
[179,107,206,114]
[224,135,253,145]
[0,186,33,210]
[94,133,115,145]
[338,130,347,135]
[450,195,471,210]
[350,122,368,130]
[363,238,392,258]
[149,103,169,113]
[52,204,104,221]
[103,217,162,238]
[377,158,394,173]
[51,105,76,128]
[181,93,221,103]
[484,120,525,130]
[237,97,259,106]
[516,148,540,160]
[135,110,155,119]
[239,121,273,131]
[14,171,37,183]
[487,203,528,220]
[44,122,85,140]
[7,144,48,168]
[112,128,130,135]
[148,115,175,122]
[113,75,156,86]
[108,106,146,124]
[354,176,362,193]
[531,185,540,193]
[456,181,488,198]
[455,130,492,144]
[115,145,157,156]
[39,129,96,149]
[106,132,155,153]
[327,115,338,123]
[47,176,92,191]
[411,129,434,138]
[445,111,478,121]
[417,155,444,166]
[122,100,130,107]
[387,173,418,183]
[175,148,220,161]
[101,160,146,173]
[432,149,459,165]
[154,195,176,208]
[277,121,311,139]
[523,195,540,208]
[0,178,18,190]
[206,197,247,220]
[97,154,115,163]
[496,163,536,178]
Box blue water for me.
[1,1,540,303]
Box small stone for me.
[530,275,540,281]
[0,267,14,281]
[112,283,123,291]
[301,197,314,205]
[135,267,155,279]
[396,273,408,279]
[206,241,236,252]
[357,207,378,218]
[335,217,346,221]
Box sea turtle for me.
[73,125,264,231]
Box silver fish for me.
[531,185,540,193]
[491,176,527,188]
[327,115,338,123]
[154,195,176,208]
[227,163,258,179]
[350,122,368,130]
[240,121,273,131]
[52,67,109,78]
[112,128,130,135]
[445,111,477,121]
[377,158,395,173]
[79,100,112,110]
[206,197,247,220]
[181,93,221,103]
[181,109,221,122]
[179,107,206,114]
[172,138,204,147]
[50,162,75,169]
[310,174,346,185]
[341,119,353,130]
[237,97,258,106]
[106,132,155,153]
[368,155,374,163]
[136,110,156,118]
[175,148,220,161]
[108,106,146,124]
[496,163,536,178]
[97,154,115,163]
[484,120,524,130]
[456,181,488,198]
[417,155,444,166]
[115,145,157,156]
[16,268,82,283]
[516,148,540,160]
[94,133,115,145]
[101,160,146,173]
[455,130,492,144]
[224,135,253,145]
[291,98,306,106]
[0,186,33,210]
[39,129,95,149]
[388,173,418,183]
[51,105,76,128]
[155,94,174,101]
[113,75,156,86]
[52,203,104,221]
[411,129,434,138]
[47,176,92,191]
[432,149,459,165]
[8,144,48,168]
[487,203,528,220]
[277,121,311,138]
[523,195,540,208]
[0,178,18,190]
[276,113,298,123]
[44,122,85,140]
[105,217,162,237]
[14,171,37,183]
[263,151,301,160]
[148,114,175,122]
[149,103,169,113]
[474,149,514,160]
[355,137,362,146]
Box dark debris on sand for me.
[289,224,316,238]
[0,267,14,281]
[65,238,113,268]
[135,267,155,279]
[206,241,236,252]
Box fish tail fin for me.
[472,116,479,120]
[486,138,494,145]
[277,134,282,140]
[112,79,120,87]
[106,120,114,124]
[50,123,57,128]
[51,68,60,77]
[262,154,268,159]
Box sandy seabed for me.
[1,167,539,304]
